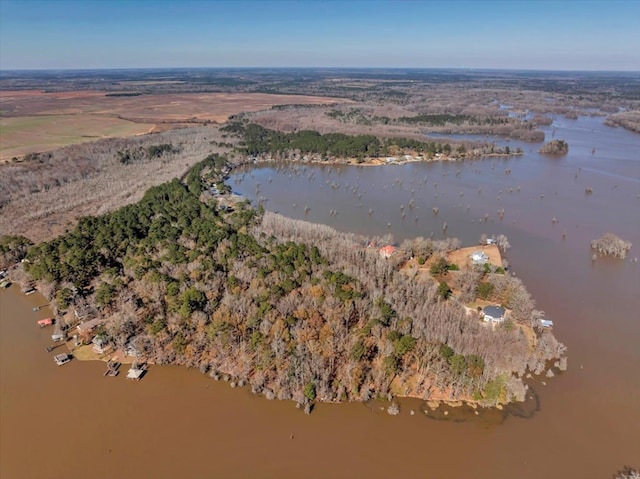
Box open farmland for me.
[0,90,346,161]
[0,115,153,160]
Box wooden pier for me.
[104,360,121,377]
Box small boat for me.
[0,280,10,289]
[54,353,71,366]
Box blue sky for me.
[1,0,639,71]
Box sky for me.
[1,0,639,71]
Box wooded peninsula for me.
[2,148,565,411]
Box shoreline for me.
[240,150,524,170]
[5,265,530,412]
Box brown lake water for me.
[2,115,639,478]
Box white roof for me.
[127,368,144,379]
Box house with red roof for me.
[379,245,396,258]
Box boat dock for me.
[126,363,146,380]
[37,318,54,328]
[104,360,121,377]
[54,353,71,366]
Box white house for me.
[471,251,489,265]
[92,335,110,354]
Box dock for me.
[104,360,121,377]
[126,363,145,380]
[54,353,71,366]
[37,318,54,328]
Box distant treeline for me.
[105,92,142,97]
[328,110,510,127]
[397,114,509,126]
[223,122,456,158]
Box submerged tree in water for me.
[591,233,632,259]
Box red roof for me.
[37,318,53,326]
[379,245,396,257]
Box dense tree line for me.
[397,114,509,126]
[223,122,456,159]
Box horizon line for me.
[1,66,639,74]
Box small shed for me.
[483,305,506,323]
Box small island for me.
[539,139,569,156]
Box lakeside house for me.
[482,305,506,323]
[125,341,140,358]
[76,318,104,335]
[92,335,110,354]
[379,245,396,258]
[470,251,490,265]
[541,319,554,328]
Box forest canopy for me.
[223,122,454,158]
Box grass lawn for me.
[70,344,109,362]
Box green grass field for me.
[0,114,153,160]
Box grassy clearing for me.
[0,115,153,160]
[68,344,109,361]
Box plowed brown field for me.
[0,90,345,160]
